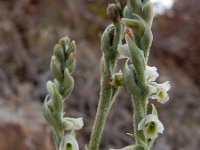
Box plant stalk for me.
[88,68,114,150]
[88,23,121,150]
[132,94,147,142]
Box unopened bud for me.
[107,4,121,24]
[53,44,65,63]
[46,81,63,113]
[116,0,127,11]
[128,0,142,14]
[50,56,63,81]
[43,96,57,126]
[66,53,76,73]
[109,70,124,87]
[59,37,76,59]
[143,1,154,27]
[62,68,74,100]
[116,0,128,17]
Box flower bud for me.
[46,81,63,113]
[43,96,58,127]
[59,37,76,59]
[123,5,136,19]
[59,37,70,52]
[66,40,76,57]
[141,27,153,58]
[66,53,76,73]
[50,56,63,81]
[53,44,65,63]
[116,0,127,16]
[109,70,124,87]
[127,0,142,14]
[101,25,116,65]
[62,68,74,100]
[143,1,154,27]
[107,4,121,24]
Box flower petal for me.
[145,66,159,82]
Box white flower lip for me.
[138,114,164,140]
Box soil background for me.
[0,0,200,150]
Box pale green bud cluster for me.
[43,36,83,150]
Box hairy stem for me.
[132,94,147,142]
[88,22,121,150]
[88,68,114,150]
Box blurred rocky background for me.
[0,0,199,149]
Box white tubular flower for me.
[138,114,164,140]
[63,117,84,131]
[64,134,79,150]
[149,81,171,104]
[145,66,159,83]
